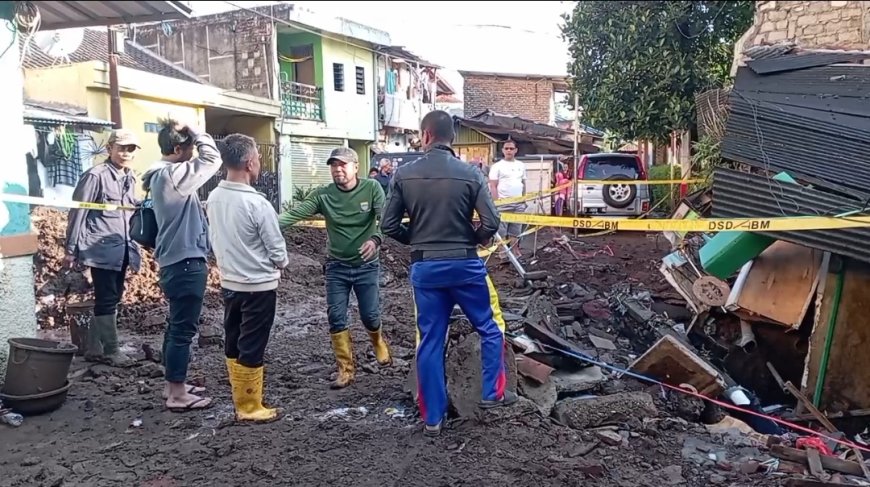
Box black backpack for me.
[129,190,158,249]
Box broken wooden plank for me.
[627,334,727,397]
[524,321,593,370]
[523,270,549,281]
[805,447,829,481]
[795,409,870,421]
[771,445,865,477]
[784,381,870,480]
[785,478,854,487]
[726,241,822,328]
[516,355,555,385]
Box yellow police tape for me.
[7,192,868,234]
[0,193,137,211]
[498,212,870,233]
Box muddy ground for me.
[3,216,786,486]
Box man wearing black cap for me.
[278,147,392,389]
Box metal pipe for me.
[108,27,122,128]
[814,268,845,407]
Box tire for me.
[601,175,638,209]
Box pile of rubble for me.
[32,207,222,332]
[613,44,870,485]
[434,227,870,485]
[33,209,413,333]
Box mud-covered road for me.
[3,219,782,486]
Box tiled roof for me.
[21,28,206,84]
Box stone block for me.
[766,10,788,22]
[819,11,842,22]
[553,392,658,430]
[797,14,820,26]
[759,21,777,33]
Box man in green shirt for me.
[278,147,392,389]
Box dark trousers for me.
[222,289,277,368]
[159,258,207,383]
[91,265,128,316]
[325,259,381,334]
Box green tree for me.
[562,1,754,144]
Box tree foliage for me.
[561,1,754,143]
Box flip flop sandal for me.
[167,397,213,413]
[161,385,206,400]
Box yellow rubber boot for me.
[229,361,280,422]
[225,358,236,385]
[330,330,355,389]
[368,329,393,366]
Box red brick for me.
[463,75,554,124]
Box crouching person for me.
[207,134,288,422]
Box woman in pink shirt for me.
[554,170,570,216]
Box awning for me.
[36,1,192,30]
[23,105,113,128]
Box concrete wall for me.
[0,3,37,379]
[133,10,277,99]
[320,37,377,141]
[748,0,870,48]
[462,74,557,124]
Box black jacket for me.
[380,145,501,253]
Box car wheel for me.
[601,175,638,209]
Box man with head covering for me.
[277,147,392,389]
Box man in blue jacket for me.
[380,110,517,437]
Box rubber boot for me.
[83,315,105,363]
[367,329,393,366]
[99,314,134,368]
[329,330,355,389]
[229,361,280,422]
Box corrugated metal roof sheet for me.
[722,65,870,197]
[746,52,870,74]
[36,1,191,31]
[23,104,114,127]
[711,168,870,264]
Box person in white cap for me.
[65,128,142,367]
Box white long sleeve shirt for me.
[206,180,289,292]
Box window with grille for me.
[355,66,365,95]
[333,63,344,92]
[144,122,161,133]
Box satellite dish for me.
[32,28,84,59]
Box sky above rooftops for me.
[186,1,574,97]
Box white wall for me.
[0,13,37,376]
[320,37,377,141]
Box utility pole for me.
[572,91,580,236]
[108,26,122,128]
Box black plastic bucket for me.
[2,338,78,396]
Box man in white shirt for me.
[207,133,289,423]
[488,139,527,256]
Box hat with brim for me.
[108,129,141,149]
[327,147,358,165]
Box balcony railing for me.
[280,81,324,122]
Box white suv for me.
[568,153,651,217]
